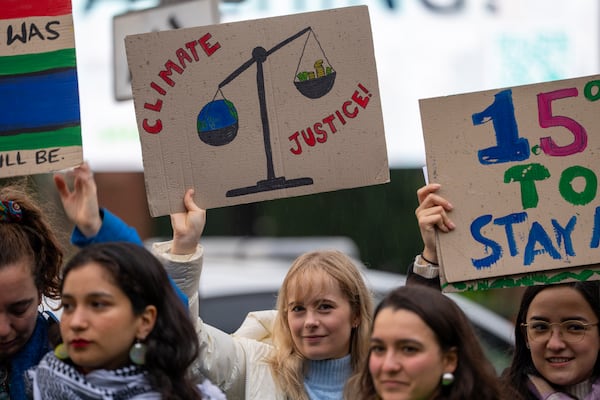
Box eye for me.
[401,345,419,354]
[318,303,333,311]
[61,301,74,313]
[530,322,550,332]
[564,321,586,332]
[369,344,385,354]
[9,301,33,317]
[290,305,305,313]
[90,301,109,309]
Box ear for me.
[443,347,458,374]
[136,305,157,340]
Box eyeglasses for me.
[521,320,599,343]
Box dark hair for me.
[502,281,600,399]
[347,285,502,400]
[61,242,202,399]
[0,185,62,299]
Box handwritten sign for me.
[125,6,389,216]
[0,0,83,178]
[420,74,600,291]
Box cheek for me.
[287,315,302,336]
[368,354,381,375]
[528,342,545,363]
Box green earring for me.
[54,343,69,360]
[129,340,147,365]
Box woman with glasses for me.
[410,183,600,399]
[502,282,600,399]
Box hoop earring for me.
[54,343,69,360]
[129,340,147,366]
[441,372,455,386]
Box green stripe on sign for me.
[0,48,76,76]
[0,126,82,151]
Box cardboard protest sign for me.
[420,74,600,291]
[125,5,389,216]
[0,0,83,178]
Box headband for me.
[0,201,23,222]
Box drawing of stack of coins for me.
[296,59,334,81]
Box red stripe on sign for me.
[0,0,72,19]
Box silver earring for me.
[129,340,147,365]
[441,372,455,386]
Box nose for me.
[304,310,319,328]
[0,314,12,338]
[67,307,88,331]
[546,326,567,350]
[381,350,401,372]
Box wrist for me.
[413,254,439,279]
[171,238,198,255]
[77,214,102,238]
[420,251,438,266]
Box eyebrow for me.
[61,292,114,300]
[288,297,336,306]
[370,337,422,346]
[528,316,590,322]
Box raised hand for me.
[53,162,102,238]
[415,183,455,264]
[170,189,206,255]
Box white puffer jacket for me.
[153,241,285,400]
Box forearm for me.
[152,240,203,319]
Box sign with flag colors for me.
[0,0,83,177]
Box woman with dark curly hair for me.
[27,242,225,399]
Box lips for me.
[303,335,325,343]
[547,357,572,363]
[70,339,91,348]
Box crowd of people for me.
[0,163,597,400]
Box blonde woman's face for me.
[286,276,358,360]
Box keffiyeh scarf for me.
[527,374,600,400]
[27,352,159,399]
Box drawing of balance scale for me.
[196,27,336,198]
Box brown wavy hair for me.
[0,184,63,300]
[346,285,504,400]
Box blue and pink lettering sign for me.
[419,74,600,291]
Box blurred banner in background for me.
[73,0,599,171]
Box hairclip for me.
[0,201,23,222]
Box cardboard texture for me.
[125,6,389,216]
[0,0,83,178]
[420,74,600,291]
[113,0,219,100]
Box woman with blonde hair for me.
[157,189,374,399]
